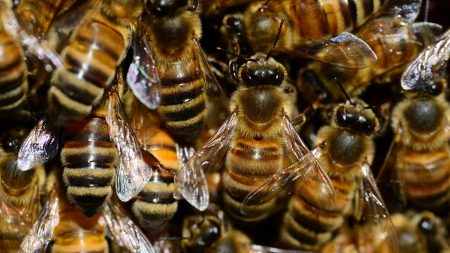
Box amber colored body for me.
[47,0,142,126]
[280,103,377,251]
[391,94,450,211]
[143,6,206,144]
[132,121,180,231]
[61,105,116,217]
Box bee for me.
[0,126,45,253]
[0,0,61,119]
[47,0,145,127]
[19,169,155,253]
[321,211,450,253]
[297,10,442,103]
[378,29,450,212]
[269,97,396,251]
[176,52,334,222]
[17,77,158,216]
[182,204,304,253]
[140,0,229,145]
[129,101,181,233]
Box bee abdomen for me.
[61,117,116,216]
[280,176,357,250]
[159,73,206,143]
[48,20,125,126]
[132,180,178,229]
[0,32,27,115]
[398,148,450,210]
[223,136,283,222]
[287,0,383,40]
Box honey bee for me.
[129,101,181,233]
[19,169,155,253]
[265,97,396,251]
[297,11,442,103]
[238,0,422,54]
[47,0,145,127]
[17,78,157,215]
[378,29,450,211]
[321,211,450,253]
[182,204,307,253]
[0,126,45,253]
[176,52,334,221]
[139,0,230,145]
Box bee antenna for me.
[265,16,286,61]
[334,78,354,105]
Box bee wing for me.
[376,0,422,22]
[17,117,59,171]
[0,2,63,71]
[103,201,155,253]
[106,92,153,202]
[401,30,450,92]
[292,32,377,69]
[356,164,398,253]
[377,137,408,211]
[19,190,60,253]
[0,195,33,239]
[126,21,161,110]
[174,112,238,211]
[194,39,230,130]
[242,116,335,211]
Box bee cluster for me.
[0,0,449,252]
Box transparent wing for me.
[401,30,450,91]
[17,117,59,171]
[242,116,335,211]
[103,201,154,253]
[106,92,153,202]
[0,2,63,71]
[126,21,161,110]
[292,32,377,69]
[194,39,230,130]
[377,0,422,22]
[174,112,237,211]
[0,195,33,244]
[356,164,398,253]
[19,190,60,253]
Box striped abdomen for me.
[51,204,107,253]
[283,0,384,41]
[396,146,450,211]
[132,128,179,231]
[0,31,27,117]
[157,54,206,144]
[223,134,283,222]
[48,16,129,127]
[61,111,116,217]
[280,174,358,251]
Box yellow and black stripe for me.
[61,108,116,217]
[223,135,283,222]
[0,30,27,117]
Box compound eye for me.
[272,68,284,85]
[149,0,187,15]
[418,217,434,234]
[2,134,21,153]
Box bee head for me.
[183,214,222,251]
[147,0,191,16]
[333,99,379,134]
[238,53,286,87]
